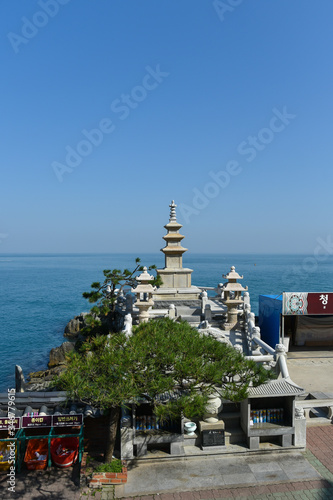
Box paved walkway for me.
[80,425,333,500]
[287,352,333,394]
[1,426,332,499]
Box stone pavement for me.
[286,349,333,395]
[78,425,333,500]
[1,426,332,499]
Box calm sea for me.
[0,253,332,391]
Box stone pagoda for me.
[153,201,201,305]
[222,266,248,329]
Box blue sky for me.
[1,0,333,254]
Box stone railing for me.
[295,399,333,421]
[244,302,275,360]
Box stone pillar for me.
[126,293,134,314]
[120,428,134,459]
[201,291,208,315]
[204,304,212,322]
[216,283,224,299]
[168,303,176,319]
[275,343,287,360]
[248,312,256,336]
[15,365,26,393]
[294,407,306,447]
[251,327,261,355]
[227,307,239,328]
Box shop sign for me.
[283,292,333,315]
[0,417,20,430]
[307,293,333,314]
[52,414,83,427]
[22,415,52,428]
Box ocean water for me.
[0,253,332,392]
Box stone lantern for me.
[132,267,155,324]
[222,266,248,329]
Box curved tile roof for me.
[248,378,305,397]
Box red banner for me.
[307,293,333,314]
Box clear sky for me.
[1,0,333,254]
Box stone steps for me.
[222,411,245,445]
[222,411,241,424]
[225,426,246,445]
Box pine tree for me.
[56,317,273,461]
[81,258,161,335]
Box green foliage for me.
[56,317,274,460]
[56,318,273,418]
[81,258,161,337]
[95,459,123,473]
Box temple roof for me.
[248,378,305,398]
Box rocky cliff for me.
[16,313,88,392]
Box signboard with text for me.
[0,413,84,429]
[22,415,52,428]
[202,429,225,447]
[283,292,333,315]
[52,414,83,427]
[0,417,20,430]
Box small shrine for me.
[222,266,248,329]
[153,201,201,304]
[132,267,155,324]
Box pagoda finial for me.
[169,200,177,222]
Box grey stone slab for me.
[248,461,283,473]
[284,467,321,481]
[181,474,226,490]
[278,455,317,470]
[223,472,257,485]
[122,460,227,495]
[279,460,321,481]
[214,462,250,476]
[118,451,323,497]
[251,469,290,483]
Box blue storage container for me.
[258,295,282,348]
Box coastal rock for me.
[48,341,75,368]
[64,313,88,339]
[16,365,66,392]
[28,365,66,383]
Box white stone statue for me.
[122,313,133,338]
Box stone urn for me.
[184,422,197,436]
[203,393,222,423]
